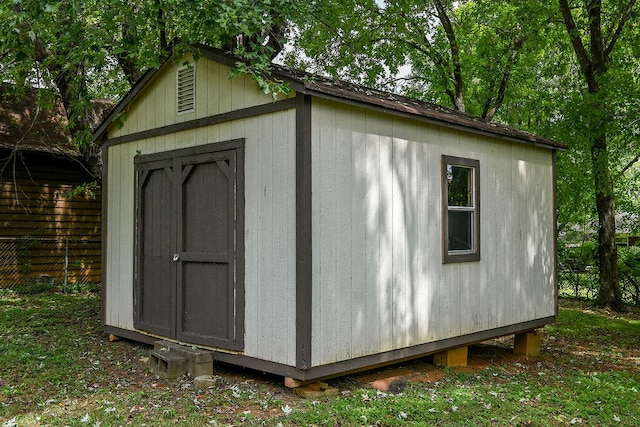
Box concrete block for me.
[190,362,213,377]
[149,349,188,379]
[433,347,468,368]
[514,331,542,357]
[153,340,213,376]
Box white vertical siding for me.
[108,54,286,139]
[104,55,297,365]
[350,111,367,356]
[335,104,354,360]
[105,144,122,328]
[311,98,556,367]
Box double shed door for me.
[134,140,244,351]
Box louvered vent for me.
[177,65,195,114]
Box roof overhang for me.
[92,43,568,152]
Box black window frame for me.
[441,155,480,263]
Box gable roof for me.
[93,44,567,151]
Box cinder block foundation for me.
[149,349,188,379]
[433,346,468,368]
[514,331,542,357]
[149,341,214,379]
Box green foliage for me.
[619,246,640,306]
[0,0,300,159]
[62,181,99,200]
[559,236,640,306]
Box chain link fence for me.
[558,245,640,307]
[0,237,101,291]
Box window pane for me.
[448,211,473,251]
[447,165,473,207]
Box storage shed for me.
[94,44,565,382]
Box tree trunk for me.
[557,0,630,310]
[592,134,624,310]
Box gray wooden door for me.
[134,141,244,351]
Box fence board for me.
[0,238,101,288]
[0,151,102,288]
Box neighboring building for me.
[94,44,565,382]
[0,84,104,287]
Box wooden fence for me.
[1,151,102,289]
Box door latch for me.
[172,253,180,262]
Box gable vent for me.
[177,65,195,114]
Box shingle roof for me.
[0,84,76,155]
[94,44,567,151]
[271,65,567,150]
[0,84,113,156]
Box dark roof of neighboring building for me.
[0,84,76,155]
[0,84,113,156]
[93,43,567,151]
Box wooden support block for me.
[433,347,468,368]
[293,382,339,398]
[284,377,307,389]
[514,330,542,357]
[108,334,121,342]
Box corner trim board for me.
[552,150,559,316]
[100,142,108,326]
[295,93,313,370]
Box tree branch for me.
[392,6,459,108]
[617,152,640,178]
[559,0,595,87]
[482,36,526,121]
[587,0,606,72]
[434,0,465,112]
[604,0,637,59]
[403,37,458,108]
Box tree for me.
[0,0,297,176]
[557,0,637,311]
[288,0,552,121]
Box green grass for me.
[1,292,639,426]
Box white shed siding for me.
[108,55,285,139]
[104,56,297,365]
[310,98,555,367]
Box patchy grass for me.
[1,292,639,426]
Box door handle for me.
[172,253,180,262]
